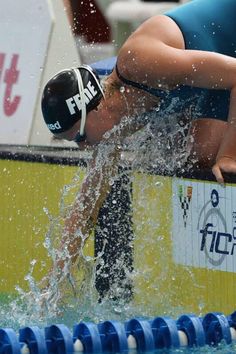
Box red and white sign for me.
[0,1,52,144]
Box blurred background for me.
[62,0,185,63]
[0,0,187,147]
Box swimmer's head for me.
[41,65,104,142]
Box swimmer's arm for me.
[57,146,120,271]
[212,87,236,183]
[119,39,236,91]
[159,46,236,183]
[40,150,117,298]
[152,46,236,183]
[119,40,236,182]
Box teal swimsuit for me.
[116,0,236,121]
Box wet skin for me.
[55,14,236,182]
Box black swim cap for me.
[41,65,104,134]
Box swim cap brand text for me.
[47,121,62,131]
[65,81,97,115]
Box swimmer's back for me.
[165,0,236,56]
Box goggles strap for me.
[80,64,105,100]
[73,68,87,137]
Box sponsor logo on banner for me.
[0,1,52,144]
[197,189,236,266]
[0,53,21,117]
[172,179,236,273]
[178,185,192,227]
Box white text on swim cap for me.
[47,121,62,131]
[66,81,98,115]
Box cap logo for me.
[47,120,62,131]
[65,80,98,115]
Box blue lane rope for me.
[1,311,236,353]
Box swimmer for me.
[41,0,236,270]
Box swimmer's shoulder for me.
[126,15,185,49]
[117,15,185,81]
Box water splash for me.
[0,102,203,329]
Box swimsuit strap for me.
[115,64,169,99]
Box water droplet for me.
[155,181,162,187]
[109,179,114,186]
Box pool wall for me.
[1,146,236,316]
